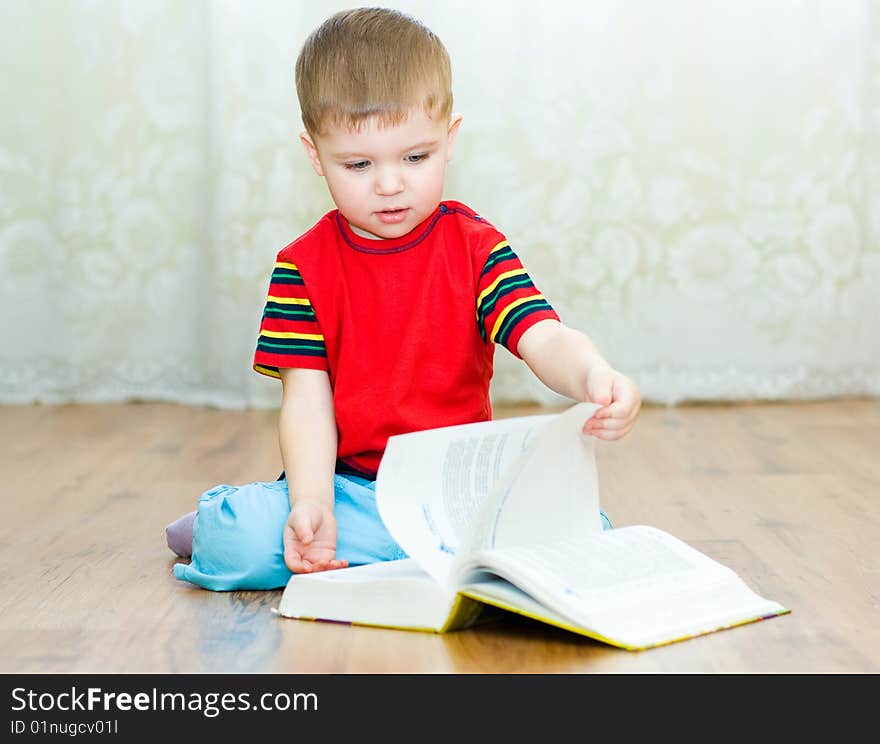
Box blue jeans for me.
[172,473,612,591]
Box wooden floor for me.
[0,398,878,673]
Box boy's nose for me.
[374,168,404,196]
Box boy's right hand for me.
[283,500,349,574]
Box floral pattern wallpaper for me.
[1,0,877,408]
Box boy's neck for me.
[347,221,385,241]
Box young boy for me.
[168,7,641,591]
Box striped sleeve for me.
[253,260,328,379]
[475,241,560,358]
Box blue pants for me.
[172,473,613,591]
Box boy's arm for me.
[516,319,641,441]
[278,367,347,572]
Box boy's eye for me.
[405,153,428,163]
[344,160,370,171]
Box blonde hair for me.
[295,7,453,136]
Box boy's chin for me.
[373,224,414,240]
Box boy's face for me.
[301,109,462,240]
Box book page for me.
[459,402,603,556]
[276,559,455,631]
[454,525,788,648]
[375,413,555,586]
[462,525,725,606]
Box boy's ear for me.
[446,114,463,161]
[300,132,325,177]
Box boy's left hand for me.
[582,365,641,441]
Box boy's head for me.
[295,7,462,240]
[296,6,452,137]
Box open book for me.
[276,403,789,650]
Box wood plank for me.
[0,399,877,672]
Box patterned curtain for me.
[1,0,877,407]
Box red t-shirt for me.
[253,200,560,478]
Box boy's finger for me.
[592,421,636,441]
[600,397,640,421]
[291,515,314,544]
[283,525,296,552]
[283,543,307,573]
[587,369,614,406]
[283,526,316,572]
[307,559,347,573]
[611,377,641,411]
[610,402,635,420]
[587,416,629,431]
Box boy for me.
[168,7,640,591]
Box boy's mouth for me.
[376,207,410,224]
